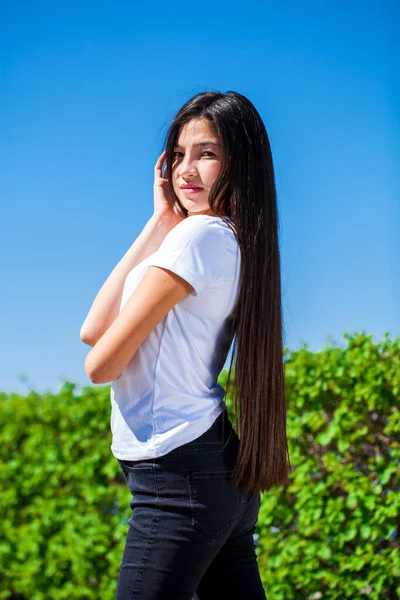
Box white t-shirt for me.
[110,214,241,460]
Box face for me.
[172,118,224,213]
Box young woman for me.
[80,90,290,599]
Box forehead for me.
[176,118,219,143]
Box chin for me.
[189,204,207,213]
[181,199,198,210]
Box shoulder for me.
[164,215,235,246]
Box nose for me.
[177,155,198,179]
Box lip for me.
[180,185,203,193]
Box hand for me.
[153,150,187,227]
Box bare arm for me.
[80,214,175,346]
[85,266,193,383]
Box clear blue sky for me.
[1,0,399,396]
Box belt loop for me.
[222,410,233,449]
[222,429,232,450]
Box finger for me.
[155,150,166,170]
[154,178,168,186]
[162,153,167,177]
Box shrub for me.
[0,331,398,599]
[0,383,130,599]
[254,331,400,600]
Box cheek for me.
[206,163,221,183]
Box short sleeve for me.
[147,217,227,296]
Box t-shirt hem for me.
[111,403,227,461]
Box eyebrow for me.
[174,141,221,148]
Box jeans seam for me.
[130,463,160,599]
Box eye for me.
[172,151,216,158]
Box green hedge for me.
[0,383,127,600]
[0,331,399,599]
[254,331,400,600]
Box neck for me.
[187,207,218,217]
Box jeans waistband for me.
[165,410,234,457]
[193,410,231,444]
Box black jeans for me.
[116,410,266,600]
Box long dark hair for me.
[162,90,291,493]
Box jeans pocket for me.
[186,469,240,543]
[117,459,157,501]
